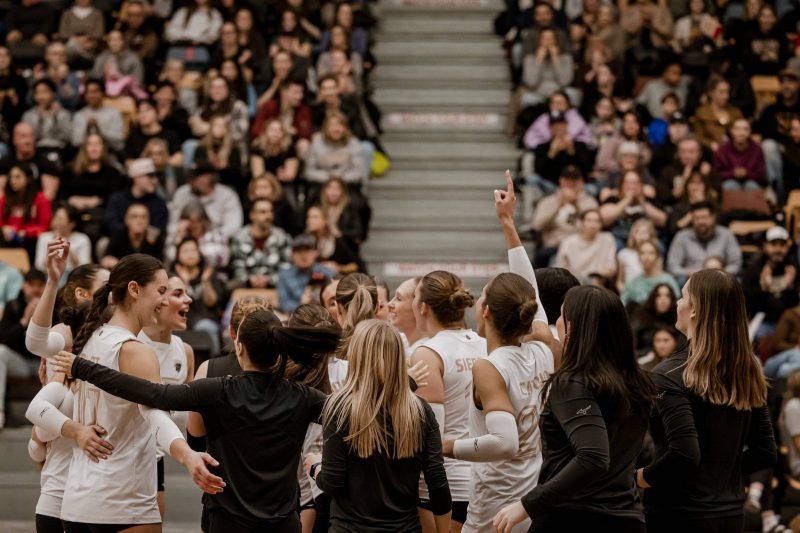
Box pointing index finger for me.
[505,170,514,195]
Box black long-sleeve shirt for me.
[71,357,325,528]
[316,401,451,533]
[643,350,777,518]
[521,375,647,521]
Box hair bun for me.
[449,289,475,309]
[518,298,538,326]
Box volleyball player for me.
[388,277,428,360]
[637,269,777,533]
[139,274,195,518]
[441,171,559,532]
[54,307,341,532]
[38,254,221,532]
[412,270,487,532]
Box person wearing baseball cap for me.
[531,164,598,267]
[741,225,799,345]
[277,234,336,313]
[533,113,593,192]
[103,157,169,237]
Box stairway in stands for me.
[364,0,519,289]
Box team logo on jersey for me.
[175,361,182,372]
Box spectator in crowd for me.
[251,79,312,157]
[615,218,660,293]
[586,96,621,151]
[33,204,91,274]
[170,163,243,241]
[691,76,744,151]
[117,0,160,72]
[742,4,789,76]
[742,226,800,339]
[71,78,125,152]
[620,241,680,307]
[636,60,689,120]
[670,172,718,232]
[101,202,165,268]
[646,93,680,146]
[166,200,230,269]
[124,99,182,166]
[555,208,617,281]
[230,197,292,288]
[671,0,722,53]
[305,205,362,274]
[104,157,168,238]
[246,173,301,235]
[58,0,104,63]
[0,163,51,260]
[172,237,227,355]
[0,261,23,313]
[650,111,691,179]
[599,170,667,249]
[62,133,125,240]
[0,45,29,126]
[164,0,223,45]
[656,135,716,206]
[758,67,800,197]
[320,177,365,247]
[35,42,79,110]
[91,29,146,93]
[629,282,678,353]
[587,3,626,62]
[311,74,368,141]
[153,81,193,140]
[21,79,71,152]
[593,111,652,182]
[533,111,594,190]
[765,309,800,378]
[522,27,574,105]
[531,164,598,267]
[250,118,299,185]
[0,123,59,200]
[666,201,742,280]
[713,118,767,191]
[194,115,247,199]
[5,0,54,51]
[523,90,592,150]
[278,233,336,313]
[0,268,45,429]
[637,326,681,371]
[782,117,800,193]
[189,76,249,158]
[305,112,367,197]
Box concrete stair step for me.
[383,139,519,161]
[382,112,506,134]
[373,169,501,189]
[379,0,504,15]
[380,17,493,33]
[373,77,509,90]
[374,87,511,108]
[372,64,509,83]
[374,40,501,58]
[383,130,509,143]
[380,54,505,67]
[363,229,508,262]
[377,32,498,43]
[386,156,514,171]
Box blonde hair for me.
[322,320,425,458]
[253,118,292,155]
[626,218,658,250]
[322,111,352,145]
[684,269,767,410]
[230,295,273,333]
[248,173,282,203]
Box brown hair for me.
[322,111,351,145]
[230,295,273,333]
[684,269,768,410]
[418,271,474,326]
[285,303,341,394]
[335,273,377,339]
[483,273,538,341]
[248,173,282,203]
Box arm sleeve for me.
[71,357,225,411]
[642,370,701,486]
[314,422,348,498]
[25,321,66,357]
[139,405,186,455]
[25,382,70,442]
[28,439,46,463]
[742,405,777,476]
[520,379,610,516]
[508,246,548,324]
[452,411,519,462]
[421,401,453,516]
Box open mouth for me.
[178,308,189,319]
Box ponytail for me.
[341,285,376,336]
[72,283,111,355]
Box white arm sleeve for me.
[26,382,70,442]
[28,438,46,463]
[508,246,548,324]
[139,405,185,455]
[430,402,446,440]
[452,411,519,462]
[25,321,66,357]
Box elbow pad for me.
[26,383,70,440]
[453,411,519,462]
[140,406,185,455]
[26,322,65,357]
[28,439,46,463]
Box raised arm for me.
[26,239,70,357]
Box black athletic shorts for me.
[35,514,63,533]
[62,521,152,533]
[156,457,165,492]
[419,499,468,523]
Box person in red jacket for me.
[250,79,313,159]
[713,118,767,192]
[0,163,52,261]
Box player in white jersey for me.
[412,270,488,533]
[388,277,429,361]
[46,254,220,532]
[139,274,195,519]
[442,172,562,533]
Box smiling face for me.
[388,278,418,334]
[177,239,202,268]
[131,269,170,328]
[157,276,192,331]
[209,78,229,103]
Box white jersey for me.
[36,388,74,519]
[419,329,486,501]
[139,331,189,457]
[62,325,161,525]
[327,357,349,393]
[402,332,429,362]
[464,342,554,532]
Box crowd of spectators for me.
[0,0,383,359]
